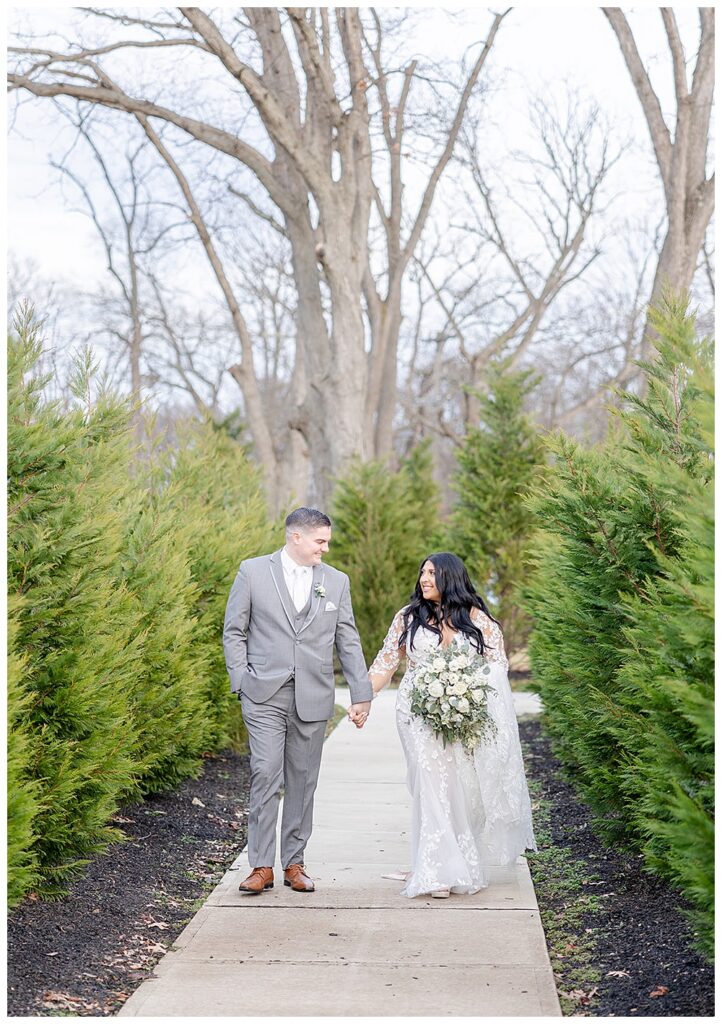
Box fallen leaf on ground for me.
[650,986,669,998]
[560,987,598,1005]
[606,970,631,979]
[42,991,102,1013]
[191,797,205,807]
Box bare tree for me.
[8,6,508,502]
[131,109,282,502]
[143,277,238,420]
[403,88,620,445]
[47,106,190,435]
[359,9,508,456]
[603,7,714,356]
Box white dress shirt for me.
[281,547,313,612]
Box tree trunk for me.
[8,7,505,499]
[604,7,714,361]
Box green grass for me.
[526,776,603,1015]
[325,703,349,739]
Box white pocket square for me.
[324,601,337,611]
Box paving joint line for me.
[207,903,541,911]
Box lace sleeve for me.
[368,609,406,685]
[471,607,508,669]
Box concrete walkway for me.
[119,688,559,1017]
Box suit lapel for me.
[298,565,325,635]
[269,551,297,632]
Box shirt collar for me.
[281,547,311,575]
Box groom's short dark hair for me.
[285,507,332,533]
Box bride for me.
[368,552,536,899]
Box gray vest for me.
[290,591,312,662]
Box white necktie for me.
[292,566,307,612]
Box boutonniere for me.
[314,583,326,599]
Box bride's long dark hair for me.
[398,552,501,656]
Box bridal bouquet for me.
[409,638,496,751]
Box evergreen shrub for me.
[8,315,143,895]
[329,446,442,664]
[522,295,713,957]
[7,596,42,904]
[159,421,278,752]
[7,310,274,901]
[448,361,546,658]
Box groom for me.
[223,507,372,894]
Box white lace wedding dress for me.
[369,607,537,898]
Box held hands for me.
[349,673,382,728]
[348,700,371,729]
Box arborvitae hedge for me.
[160,421,278,752]
[7,596,42,904]
[448,361,546,659]
[7,311,273,903]
[329,447,443,664]
[114,473,214,796]
[522,295,713,958]
[8,321,143,894]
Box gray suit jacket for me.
[223,550,373,722]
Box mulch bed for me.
[519,718,714,1017]
[7,750,251,1017]
[8,719,714,1018]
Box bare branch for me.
[602,7,673,189]
[660,9,688,102]
[135,110,279,496]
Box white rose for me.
[432,657,446,672]
[470,689,484,704]
[452,679,469,696]
[428,681,444,698]
[457,697,470,714]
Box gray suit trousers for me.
[241,680,327,868]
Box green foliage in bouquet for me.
[522,293,714,958]
[328,444,443,664]
[448,361,547,659]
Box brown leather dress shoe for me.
[284,863,315,892]
[238,866,274,894]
